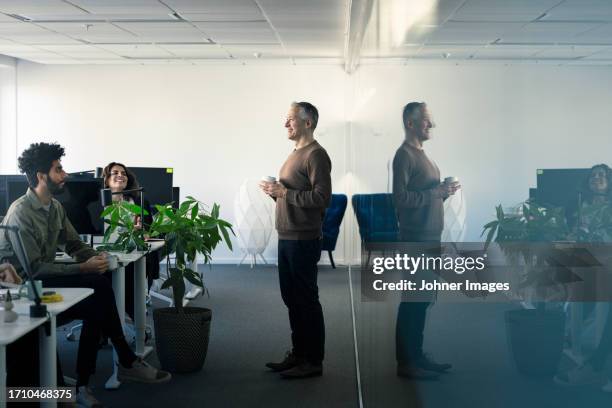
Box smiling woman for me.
[101,161,161,322]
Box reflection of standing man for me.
[260,102,332,378]
[392,102,460,380]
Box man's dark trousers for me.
[396,239,440,366]
[278,238,325,364]
[40,273,125,379]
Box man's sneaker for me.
[554,363,603,387]
[76,386,104,408]
[265,351,303,372]
[601,379,612,392]
[397,365,439,380]
[118,358,172,384]
[416,353,452,373]
[279,362,323,379]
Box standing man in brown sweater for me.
[260,101,332,378]
[393,102,460,380]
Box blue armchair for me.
[351,194,399,263]
[321,194,347,268]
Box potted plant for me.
[482,200,569,377]
[148,196,233,373]
[98,201,149,252]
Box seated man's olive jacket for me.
[0,188,98,279]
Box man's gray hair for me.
[291,101,319,130]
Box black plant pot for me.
[153,307,212,373]
[505,308,565,377]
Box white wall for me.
[13,61,612,263]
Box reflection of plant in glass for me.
[575,202,612,243]
[98,201,148,252]
[149,196,234,312]
[482,200,570,306]
[482,200,568,251]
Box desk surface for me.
[0,315,47,345]
[11,287,93,316]
[56,240,165,265]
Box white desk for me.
[7,287,93,408]
[0,314,47,408]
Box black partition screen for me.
[1,175,104,235]
[130,167,174,209]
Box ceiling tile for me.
[192,21,277,44]
[224,43,286,58]
[425,21,523,44]
[36,44,124,58]
[0,0,87,17]
[575,23,612,43]
[581,47,612,60]
[69,0,172,15]
[96,43,174,58]
[37,22,137,43]
[113,22,205,42]
[163,0,260,14]
[257,0,343,15]
[180,13,264,22]
[415,44,480,59]
[156,43,229,58]
[544,0,612,22]
[454,0,560,22]
[501,21,603,43]
[471,45,542,58]
[0,22,79,44]
[532,45,605,58]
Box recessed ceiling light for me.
[253,52,262,58]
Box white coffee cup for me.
[106,254,119,270]
[444,176,459,184]
[261,176,276,183]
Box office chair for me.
[321,194,347,268]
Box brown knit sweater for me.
[392,142,444,241]
[276,140,332,240]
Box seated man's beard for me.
[47,178,65,195]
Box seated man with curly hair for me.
[0,142,170,407]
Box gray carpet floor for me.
[352,267,612,408]
[57,265,358,408]
[55,264,612,407]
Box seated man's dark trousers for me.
[40,273,136,387]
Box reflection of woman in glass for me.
[576,164,612,242]
[102,162,160,322]
[556,164,612,391]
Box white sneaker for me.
[118,358,172,384]
[554,364,603,386]
[602,379,612,392]
[76,386,104,408]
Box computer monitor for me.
[3,175,104,235]
[535,168,591,227]
[130,167,174,209]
